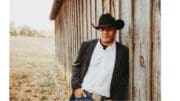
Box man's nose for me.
[102,30,108,34]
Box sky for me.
[10,0,54,32]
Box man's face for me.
[99,27,117,45]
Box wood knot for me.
[140,56,145,67]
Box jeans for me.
[74,96,93,101]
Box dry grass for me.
[10,37,71,101]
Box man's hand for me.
[74,88,87,98]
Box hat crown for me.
[91,13,124,30]
[98,14,115,26]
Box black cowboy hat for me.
[92,13,124,30]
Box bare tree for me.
[10,22,17,36]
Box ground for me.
[10,37,71,101]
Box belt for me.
[84,90,112,101]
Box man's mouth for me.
[103,36,110,39]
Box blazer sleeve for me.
[119,47,129,99]
[71,42,87,91]
[122,47,129,86]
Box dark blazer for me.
[70,39,129,100]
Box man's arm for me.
[71,42,89,98]
[71,42,85,91]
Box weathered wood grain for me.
[91,0,97,39]
[111,0,120,42]
[133,0,151,100]
[151,0,161,101]
[103,0,110,13]
[120,0,133,100]
[87,0,91,40]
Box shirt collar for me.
[97,39,116,50]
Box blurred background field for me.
[10,36,71,101]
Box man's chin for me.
[102,40,113,44]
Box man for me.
[70,13,129,101]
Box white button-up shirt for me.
[82,40,116,97]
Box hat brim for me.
[91,19,124,30]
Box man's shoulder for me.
[116,42,129,51]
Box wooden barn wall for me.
[54,0,161,100]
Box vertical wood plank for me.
[83,0,88,41]
[72,0,74,60]
[120,0,133,100]
[80,0,84,42]
[75,0,78,56]
[96,0,103,38]
[151,0,161,100]
[54,14,58,60]
[103,0,110,13]
[110,0,115,16]
[87,0,92,40]
[120,0,132,46]
[65,0,68,82]
[67,0,72,88]
[133,0,151,100]
[91,0,97,39]
[111,0,120,42]
[69,0,73,76]
[77,0,81,50]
